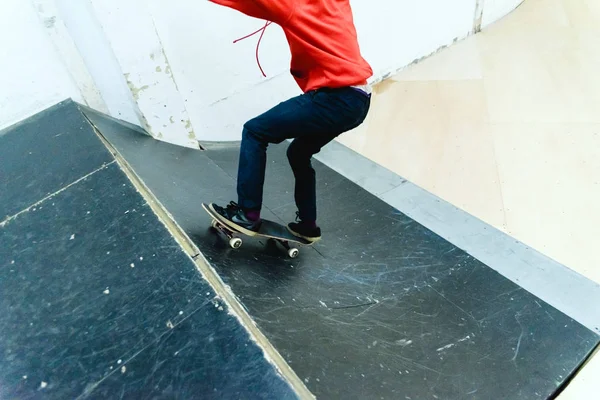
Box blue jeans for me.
[237,86,371,222]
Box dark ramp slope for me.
[83,104,600,400]
[0,100,298,399]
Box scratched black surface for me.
[83,106,600,399]
[0,100,113,219]
[0,106,298,399]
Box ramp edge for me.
[79,106,315,400]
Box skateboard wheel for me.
[229,238,243,249]
[288,248,299,258]
[211,220,218,229]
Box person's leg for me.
[287,134,335,219]
[211,87,370,236]
[210,93,314,235]
[287,88,371,240]
[235,126,269,213]
[285,134,333,241]
[208,126,267,236]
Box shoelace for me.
[233,21,272,77]
[226,201,240,211]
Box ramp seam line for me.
[0,161,116,228]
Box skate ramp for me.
[80,102,599,399]
[0,101,300,399]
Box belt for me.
[351,84,373,97]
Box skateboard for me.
[201,203,313,258]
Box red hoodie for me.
[209,0,373,93]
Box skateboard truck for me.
[210,218,300,258]
[202,203,311,259]
[210,219,243,249]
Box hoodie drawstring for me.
[233,21,272,77]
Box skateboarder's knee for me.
[242,122,260,140]
[243,118,283,144]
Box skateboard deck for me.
[201,203,313,258]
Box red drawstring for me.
[233,21,272,77]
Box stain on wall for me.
[123,73,150,101]
[473,0,485,32]
[44,16,56,29]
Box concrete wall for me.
[86,0,524,142]
[481,0,526,27]
[0,0,83,131]
[1,0,525,144]
[149,0,482,142]
[87,0,199,148]
[50,0,142,127]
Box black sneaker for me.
[209,202,261,236]
[287,212,321,242]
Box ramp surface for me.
[82,104,600,399]
[0,101,298,399]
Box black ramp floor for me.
[0,102,114,219]
[0,101,298,399]
[83,105,600,399]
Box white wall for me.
[2,0,525,143]
[141,0,482,141]
[150,0,296,143]
[32,0,108,115]
[354,0,478,82]
[140,0,523,142]
[0,0,82,131]
[129,0,481,142]
[482,0,526,28]
[88,0,200,149]
[51,0,142,126]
